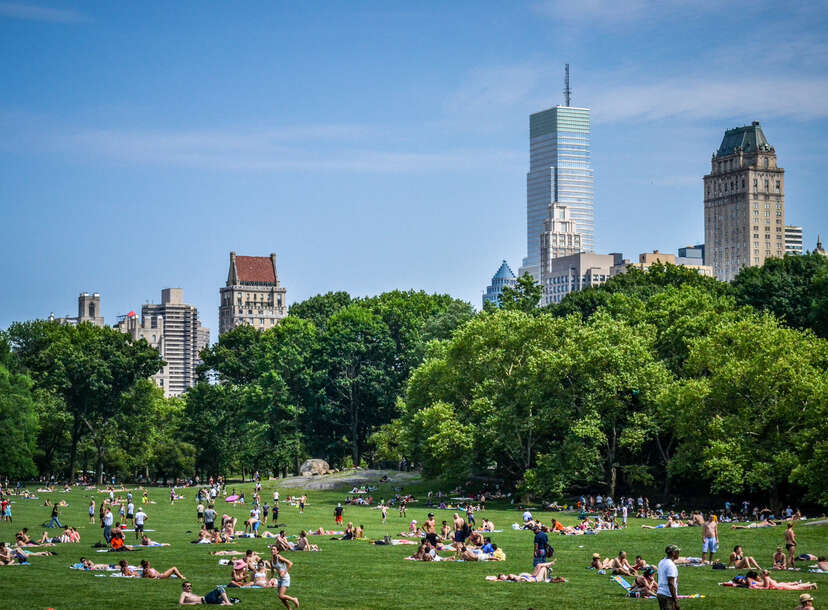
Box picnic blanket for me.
[1,562,30,566]
[613,576,705,599]
[225,495,240,502]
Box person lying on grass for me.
[80,557,112,570]
[729,545,761,569]
[484,561,563,582]
[731,516,778,529]
[140,559,185,580]
[13,545,55,558]
[753,569,818,590]
[178,581,232,606]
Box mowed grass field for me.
[0,479,825,609]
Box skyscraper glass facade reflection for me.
[520,106,593,280]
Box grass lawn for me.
[1,478,825,609]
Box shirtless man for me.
[728,545,761,569]
[784,521,797,567]
[440,520,451,540]
[178,581,231,605]
[609,551,636,576]
[422,513,438,546]
[453,513,467,545]
[273,531,294,552]
[702,513,718,564]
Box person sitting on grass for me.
[295,531,319,552]
[273,531,294,552]
[340,522,356,540]
[797,593,816,610]
[772,547,787,569]
[610,551,636,576]
[480,518,495,532]
[118,559,139,577]
[15,529,32,545]
[140,559,185,579]
[355,524,364,539]
[590,553,612,570]
[252,560,277,588]
[178,581,232,605]
[484,560,563,582]
[630,566,657,595]
[728,545,761,569]
[632,555,648,571]
[228,559,253,587]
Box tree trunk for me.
[96,440,105,486]
[610,465,617,499]
[67,420,81,480]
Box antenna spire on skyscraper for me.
[564,63,571,106]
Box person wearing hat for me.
[334,503,344,525]
[797,593,815,609]
[631,565,657,596]
[656,544,680,609]
[229,559,251,588]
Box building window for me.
[764,158,769,168]
[776,180,780,190]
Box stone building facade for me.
[218,252,287,335]
[541,252,619,306]
[704,121,785,281]
[611,250,714,277]
[51,292,105,327]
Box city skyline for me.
[2,2,828,334]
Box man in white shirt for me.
[621,504,628,527]
[103,508,114,543]
[656,544,680,610]
[126,501,135,527]
[522,510,533,523]
[134,509,148,540]
[273,490,279,504]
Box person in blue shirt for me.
[533,525,549,566]
[481,538,494,554]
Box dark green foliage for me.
[732,252,828,338]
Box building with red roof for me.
[219,252,288,335]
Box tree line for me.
[1,255,826,505]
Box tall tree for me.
[5,320,163,481]
[732,252,828,338]
[0,363,39,478]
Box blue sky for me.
[2,1,827,336]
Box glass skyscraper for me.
[521,106,593,280]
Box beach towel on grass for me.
[614,576,704,599]
[1,562,30,566]
[808,568,827,573]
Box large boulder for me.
[299,459,331,476]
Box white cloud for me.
[586,76,828,123]
[0,2,88,23]
[531,0,741,24]
[46,125,521,173]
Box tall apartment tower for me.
[520,68,593,281]
[143,288,208,396]
[784,225,803,255]
[219,252,287,335]
[113,310,170,395]
[704,121,785,281]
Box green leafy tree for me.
[5,320,164,482]
[496,273,542,314]
[733,252,828,338]
[288,291,352,330]
[0,363,39,478]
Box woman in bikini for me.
[728,545,761,569]
[756,569,817,590]
[139,559,185,579]
[252,561,277,588]
[485,560,562,582]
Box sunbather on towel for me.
[295,531,319,552]
[609,551,636,575]
[140,559,185,579]
[118,559,139,577]
[485,561,563,582]
[80,557,112,570]
[178,581,232,605]
[754,569,817,590]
